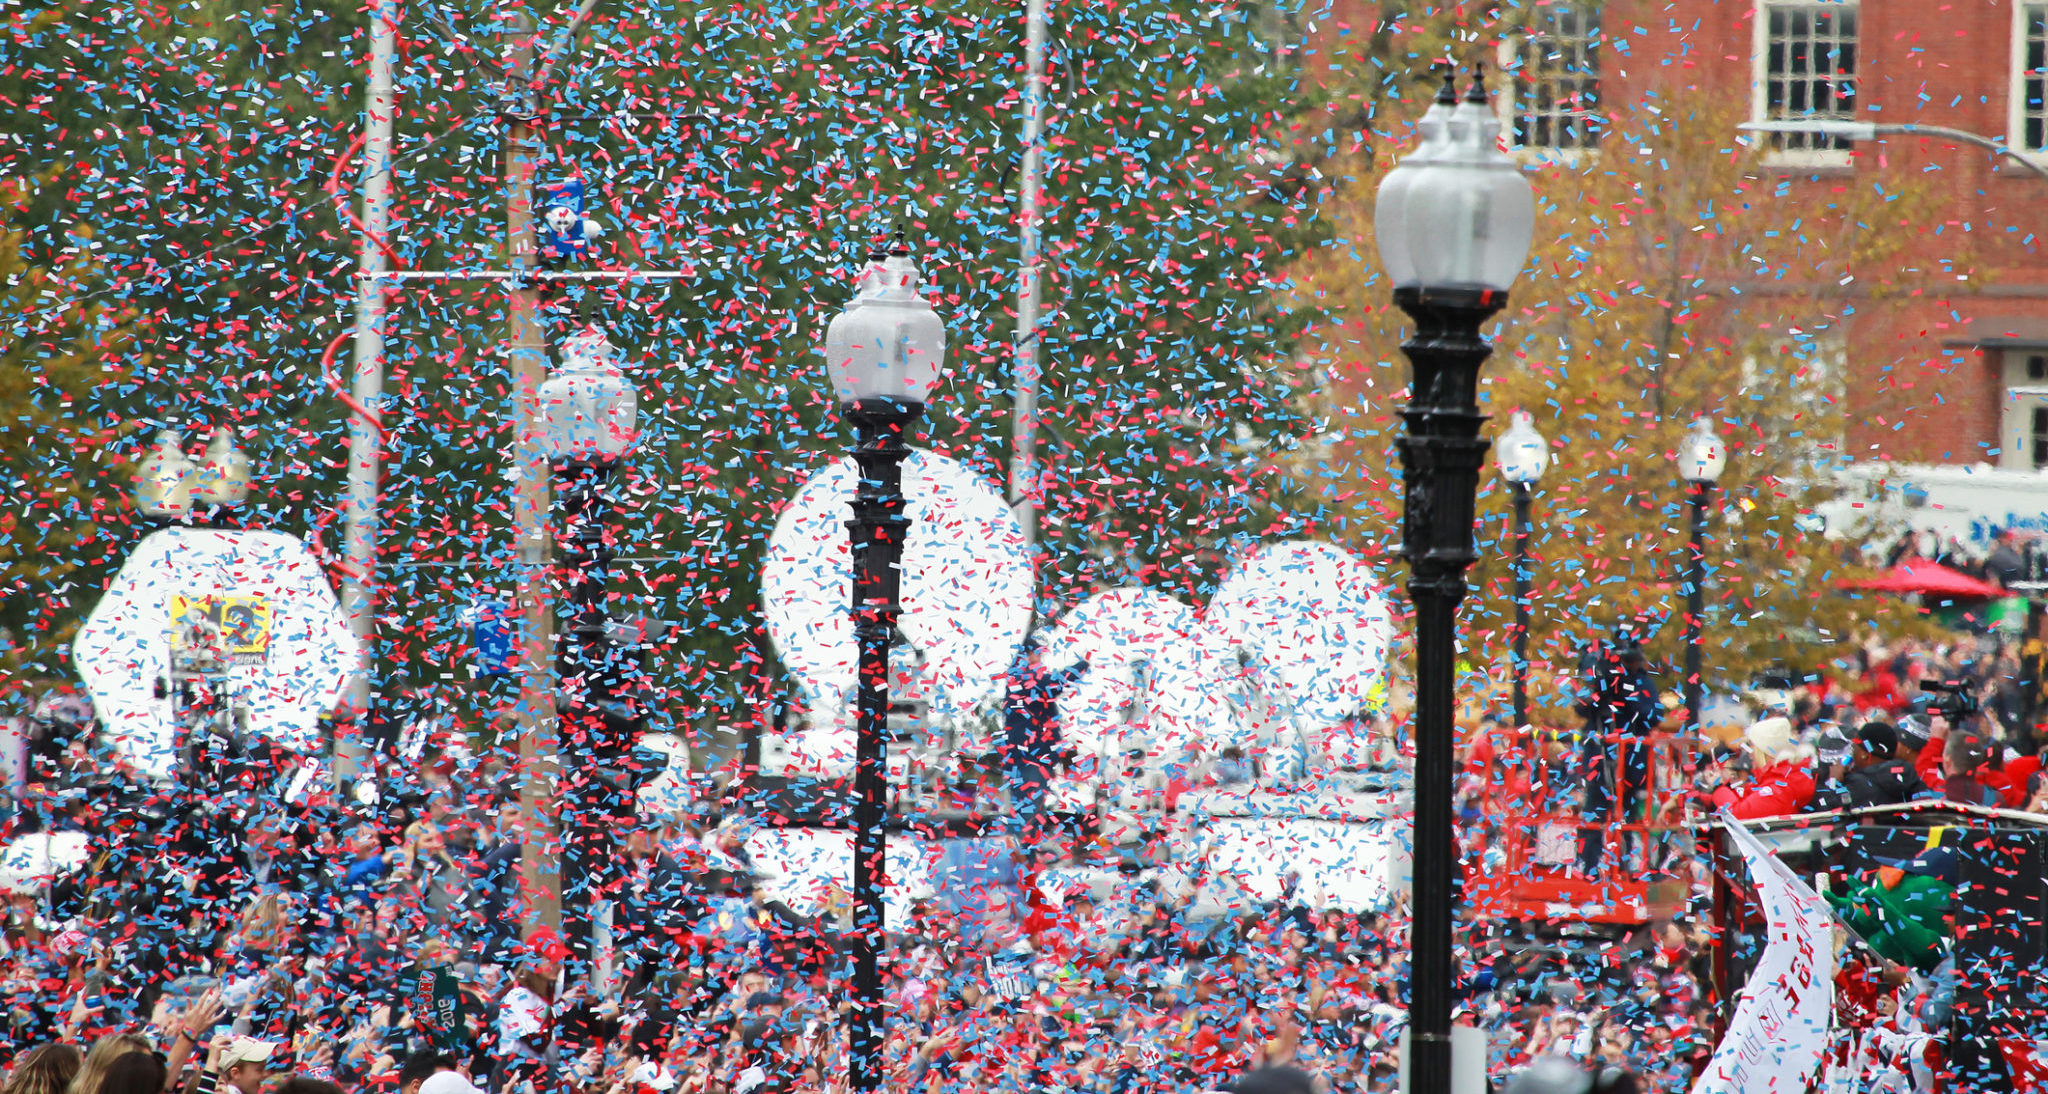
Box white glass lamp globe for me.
[136,430,196,518]
[1677,417,1727,485]
[824,241,948,407]
[540,325,640,463]
[1496,410,1549,485]
[1373,75,1537,294]
[192,429,252,507]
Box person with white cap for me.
[418,1072,489,1094]
[198,1036,277,1094]
[1705,717,1814,820]
[1805,723,1856,810]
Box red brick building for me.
[1312,0,2048,537]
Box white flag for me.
[1690,812,1836,1094]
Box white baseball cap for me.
[420,1073,487,1094]
[630,1062,677,1092]
[219,1039,277,1071]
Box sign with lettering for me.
[1691,814,1836,1094]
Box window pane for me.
[1513,2,1601,151]
[2029,8,2048,153]
[1760,0,1861,153]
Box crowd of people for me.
[1689,633,2048,821]
[0,619,2042,1094]
[1460,629,2048,835]
[1884,527,2048,594]
[0,686,1719,1094]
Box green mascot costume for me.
[1824,846,1956,972]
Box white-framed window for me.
[2001,351,2048,470]
[1750,0,1859,167]
[2011,4,2048,156]
[1500,1,1603,154]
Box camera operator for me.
[1912,679,2040,807]
[1941,733,1999,807]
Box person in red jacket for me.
[1710,717,1815,820]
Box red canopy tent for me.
[1851,557,2004,599]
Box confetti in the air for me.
[5,0,2048,1092]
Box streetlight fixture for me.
[135,430,197,521]
[1374,68,1535,1094]
[539,322,640,986]
[1676,417,1725,736]
[1496,410,1548,731]
[193,429,252,513]
[136,429,252,523]
[823,231,947,1094]
[1737,119,2048,185]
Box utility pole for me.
[1007,0,1048,552]
[339,0,399,784]
[503,7,561,936]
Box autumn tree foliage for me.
[1281,83,1963,722]
[0,171,142,690]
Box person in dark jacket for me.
[1576,630,1660,874]
[1001,637,1087,839]
[1818,722,1928,810]
[1805,724,1855,811]
[612,819,701,992]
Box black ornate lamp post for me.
[1676,417,1726,734]
[539,323,640,987]
[1496,410,1547,732]
[823,234,947,1094]
[1374,71,1535,1093]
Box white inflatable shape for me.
[1042,587,1227,758]
[73,528,355,779]
[761,449,1033,720]
[1195,817,1397,914]
[0,832,90,895]
[744,827,938,929]
[1204,541,1394,731]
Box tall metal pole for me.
[503,9,561,936]
[1511,482,1532,731]
[1007,0,1049,549]
[1684,483,1708,733]
[1393,285,1500,1094]
[339,0,399,783]
[557,461,613,986]
[845,397,915,1094]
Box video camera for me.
[1920,679,1980,722]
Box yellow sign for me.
[167,595,274,667]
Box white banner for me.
[1691,812,1836,1094]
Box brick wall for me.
[1309,0,2048,467]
